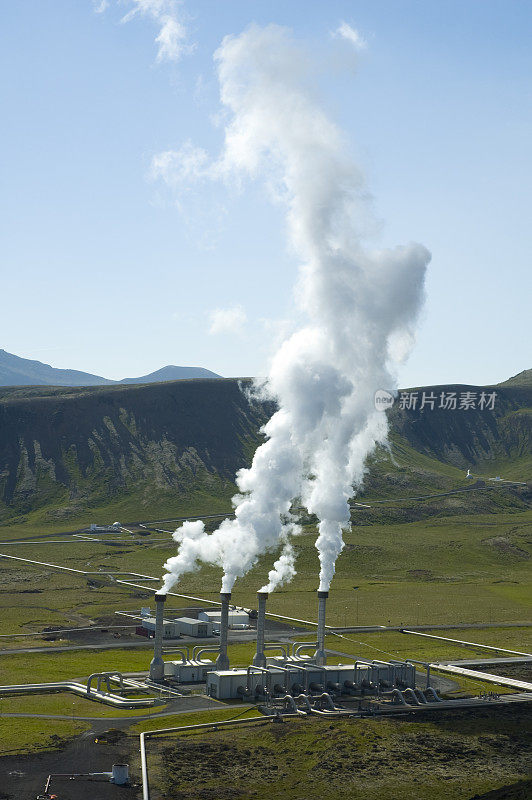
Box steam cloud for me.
[98,0,192,63]
[161,23,430,594]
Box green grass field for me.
[0,499,530,767]
[143,706,532,800]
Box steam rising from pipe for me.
[260,541,296,593]
[160,23,429,594]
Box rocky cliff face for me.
[390,385,531,469]
[0,379,271,519]
[0,378,529,521]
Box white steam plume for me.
[98,0,193,63]
[260,541,296,593]
[161,23,430,594]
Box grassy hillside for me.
[0,377,529,526]
[0,379,272,523]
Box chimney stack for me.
[314,590,328,666]
[215,592,231,670]
[149,592,166,681]
[252,591,268,667]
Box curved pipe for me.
[313,692,336,711]
[285,663,311,693]
[402,688,421,706]
[246,665,272,694]
[424,687,442,702]
[0,681,156,708]
[192,646,219,662]
[263,643,289,659]
[414,688,428,704]
[293,642,318,658]
[386,689,407,705]
[294,693,312,712]
[165,648,189,664]
[277,694,306,716]
[268,665,293,694]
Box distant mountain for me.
[0,370,529,523]
[498,368,532,388]
[0,349,112,387]
[119,366,221,383]
[0,349,222,387]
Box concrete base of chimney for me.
[252,652,267,668]
[149,655,165,682]
[215,653,230,670]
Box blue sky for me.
[1,1,530,385]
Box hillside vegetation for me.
[0,375,529,525]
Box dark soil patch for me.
[482,663,532,682]
[481,537,530,560]
[407,569,434,580]
[468,778,532,799]
[0,729,138,800]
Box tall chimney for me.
[215,592,231,670]
[314,590,328,666]
[252,591,268,667]
[149,592,166,681]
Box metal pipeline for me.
[139,715,301,800]
[277,694,307,715]
[314,692,336,710]
[406,658,432,689]
[246,665,272,694]
[252,592,268,668]
[286,662,312,693]
[215,592,231,671]
[192,646,220,662]
[149,592,166,682]
[387,689,407,705]
[0,680,157,708]
[424,687,442,702]
[413,688,428,704]
[87,672,124,695]
[294,693,313,712]
[264,643,290,659]
[402,687,421,705]
[164,647,190,663]
[268,665,294,694]
[294,642,318,658]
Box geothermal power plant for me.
[148,589,420,706]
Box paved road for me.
[0,630,261,656]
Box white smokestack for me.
[315,590,328,666]
[252,591,268,668]
[159,23,430,597]
[215,592,231,670]
[149,592,166,681]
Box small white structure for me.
[175,617,213,638]
[89,523,120,532]
[111,764,129,785]
[141,616,180,639]
[164,658,213,682]
[199,609,250,628]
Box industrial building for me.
[147,591,419,703]
[141,615,180,639]
[198,608,250,628]
[174,617,214,637]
